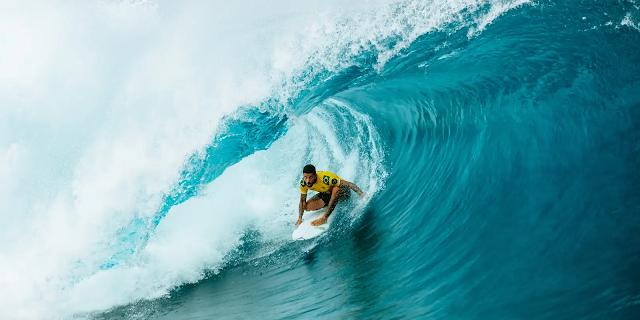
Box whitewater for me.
[1,0,639,319]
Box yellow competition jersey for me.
[299,171,342,194]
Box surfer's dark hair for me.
[303,164,316,174]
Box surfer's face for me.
[303,173,317,186]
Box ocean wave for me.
[1,0,639,319]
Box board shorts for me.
[317,187,351,207]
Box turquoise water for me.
[101,1,640,319]
[1,0,639,319]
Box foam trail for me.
[622,13,640,31]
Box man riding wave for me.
[296,164,367,226]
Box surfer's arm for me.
[340,180,367,199]
[298,193,307,219]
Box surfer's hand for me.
[311,216,327,226]
[295,218,302,226]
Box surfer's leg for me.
[305,194,326,211]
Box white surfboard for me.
[292,209,335,240]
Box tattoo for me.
[299,194,307,219]
[341,180,365,197]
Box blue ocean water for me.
[88,1,640,319]
[1,0,639,319]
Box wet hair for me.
[303,164,316,174]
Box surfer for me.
[296,164,367,226]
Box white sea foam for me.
[622,13,640,31]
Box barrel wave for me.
[1,0,639,319]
